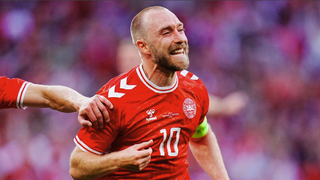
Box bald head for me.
[129,6,189,73]
[130,6,169,46]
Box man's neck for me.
[141,64,176,87]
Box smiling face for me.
[143,9,189,71]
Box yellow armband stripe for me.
[192,116,209,138]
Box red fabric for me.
[0,76,29,109]
[75,65,209,179]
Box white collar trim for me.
[136,64,178,93]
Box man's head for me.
[130,6,189,71]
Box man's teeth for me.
[172,49,184,54]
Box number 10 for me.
[159,127,181,156]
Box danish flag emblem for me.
[183,98,196,119]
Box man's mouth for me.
[170,48,185,56]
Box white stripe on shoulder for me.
[180,70,188,76]
[180,70,199,80]
[74,135,103,155]
[191,75,199,80]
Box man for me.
[70,6,230,180]
[0,76,113,128]
[116,39,248,118]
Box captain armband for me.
[192,116,209,138]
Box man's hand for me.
[69,140,153,179]
[117,140,153,171]
[78,95,113,128]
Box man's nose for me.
[173,30,187,44]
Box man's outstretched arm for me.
[24,84,113,128]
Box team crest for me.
[183,98,196,119]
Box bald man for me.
[70,6,229,180]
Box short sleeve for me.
[0,77,31,109]
[74,115,119,155]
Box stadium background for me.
[1,1,320,180]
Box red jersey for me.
[74,65,209,180]
[0,76,31,109]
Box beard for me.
[149,43,190,71]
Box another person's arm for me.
[189,118,230,180]
[0,76,113,128]
[208,91,248,117]
[24,84,113,128]
[69,140,153,180]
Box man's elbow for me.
[69,164,88,180]
[69,167,81,180]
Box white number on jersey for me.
[159,127,181,156]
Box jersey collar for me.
[136,64,178,93]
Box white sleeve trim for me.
[74,135,103,155]
[16,82,31,109]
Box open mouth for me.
[170,48,185,56]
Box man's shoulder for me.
[97,67,141,103]
[178,70,201,81]
[177,70,206,90]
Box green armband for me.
[192,116,209,138]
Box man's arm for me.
[69,140,153,180]
[208,91,248,117]
[23,84,113,128]
[189,126,230,180]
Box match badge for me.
[183,98,196,119]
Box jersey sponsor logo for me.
[146,109,157,121]
[183,98,196,119]
[162,112,179,118]
[108,77,136,98]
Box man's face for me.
[144,10,189,71]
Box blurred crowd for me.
[0,1,320,180]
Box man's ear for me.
[136,40,150,54]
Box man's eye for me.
[179,28,185,32]
[163,32,170,35]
